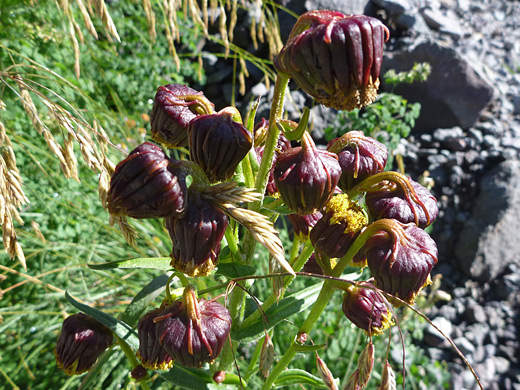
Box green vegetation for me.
[324,63,431,169]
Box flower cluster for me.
[54,8,443,389]
[137,286,231,370]
[106,85,256,277]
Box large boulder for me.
[382,39,495,132]
[454,160,520,282]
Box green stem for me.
[242,74,290,261]
[217,74,290,376]
[116,337,151,390]
[253,74,290,203]
[262,224,380,389]
[262,280,337,390]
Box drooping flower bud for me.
[310,194,367,259]
[107,142,187,219]
[344,370,361,390]
[137,308,174,370]
[153,286,232,368]
[365,176,438,228]
[274,11,389,111]
[362,220,438,305]
[256,130,292,195]
[342,282,393,336]
[55,313,113,375]
[188,110,253,182]
[327,131,388,192]
[379,362,397,390]
[165,191,228,276]
[358,342,375,388]
[150,84,215,148]
[260,334,275,378]
[131,365,148,381]
[274,132,341,214]
[316,353,338,390]
[288,211,323,239]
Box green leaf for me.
[88,257,171,271]
[274,369,328,389]
[120,274,168,327]
[232,282,324,343]
[263,197,291,214]
[216,262,256,278]
[160,365,213,390]
[65,292,139,350]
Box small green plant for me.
[324,62,431,168]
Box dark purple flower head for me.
[274,133,341,214]
[342,282,393,336]
[188,111,253,182]
[275,11,389,111]
[327,131,388,191]
[55,313,113,375]
[107,142,187,219]
[153,286,232,368]
[310,194,367,259]
[165,191,228,276]
[150,84,215,148]
[365,175,438,228]
[361,220,438,305]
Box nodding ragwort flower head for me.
[365,175,438,228]
[274,132,341,214]
[107,142,187,219]
[55,313,113,375]
[188,110,253,183]
[152,286,232,368]
[150,84,215,148]
[327,131,388,192]
[310,194,367,260]
[274,10,389,111]
[165,191,228,277]
[361,219,438,306]
[342,282,393,336]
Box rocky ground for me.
[199,0,520,389]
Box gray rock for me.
[455,160,520,281]
[424,316,453,348]
[420,7,465,39]
[308,0,369,13]
[453,336,476,356]
[371,0,411,14]
[491,356,511,375]
[382,40,494,132]
[464,304,486,324]
[433,126,464,142]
